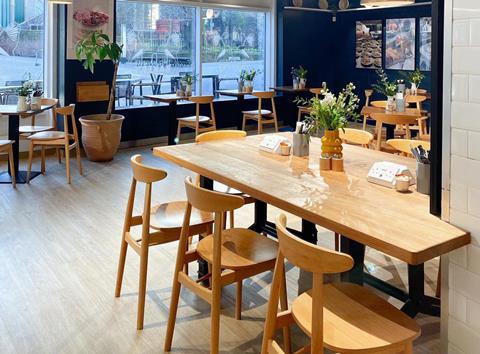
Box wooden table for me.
[217,90,256,130]
[154,133,470,317]
[270,86,310,94]
[0,104,55,184]
[144,94,191,145]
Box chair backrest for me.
[39,98,59,128]
[417,88,428,95]
[339,128,373,147]
[309,88,323,98]
[189,95,215,125]
[364,89,373,106]
[405,95,427,110]
[370,100,387,108]
[130,154,168,184]
[252,91,276,117]
[370,111,421,126]
[196,130,247,143]
[189,95,214,104]
[387,139,431,156]
[55,104,79,139]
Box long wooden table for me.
[153,133,470,316]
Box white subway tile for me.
[451,183,469,213]
[451,102,480,131]
[468,131,480,159]
[452,47,480,74]
[448,343,465,354]
[468,75,480,103]
[450,246,468,268]
[450,289,468,322]
[453,74,469,102]
[451,156,480,189]
[471,20,480,46]
[466,298,480,333]
[454,20,470,46]
[454,0,480,11]
[448,316,480,353]
[450,209,480,246]
[468,187,480,218]
[451,129,469,157]
[468,245,480,276]
[450,262,480,303]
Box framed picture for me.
[67,0,114,59]
[355,20,383,69]
[419,17,432,71]
[385,18,415,70]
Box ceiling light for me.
[361,0,414,8]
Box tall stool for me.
[261,214,421,354]
[242,91,278,134]
[115,155,213,330]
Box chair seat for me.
[28,131,66,141]
[0,140,14,147]
[242,109,272,116]
[178,115,211,123]
[150,201,213,232]
[292,282,420,353]
[19,125,53,134]
[197,228,278,270]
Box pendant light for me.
[361,0,414,7]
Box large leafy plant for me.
[372,69,397,97]
[403,68,425,86]
[299,83,360,136]
[74,31,123,119]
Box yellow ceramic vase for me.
[321,129,343,158]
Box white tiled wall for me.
[447,1,480,353]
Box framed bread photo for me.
[355,20,383,70]
[385,18,416,70]
[419,17,432,71]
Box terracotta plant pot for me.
[321,129,343,158]
[79,114,125,162]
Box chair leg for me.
[8,146,16,188]
[40,146,46,174]
[334,233,340,252]
[297,109,302,122]
[235,280,243,320]
[274,116,279,133]
[436,259,441,298]
[242,115,246,131]
[65,146,71,184]
[280,262,292,354]
[56,148,62,164]
[404,341,413,354]
[210,258,222,354]
[363,116,367,131]
[229,210,235,228]
[27,142,34,183]
[258,118,262,135]
[76,144,83,176]
[115,235,129,298]
[137,244,149,330]
[176,122,182,142]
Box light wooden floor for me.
[0,141,440,353]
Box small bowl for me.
[395,175,411,193]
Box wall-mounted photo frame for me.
[419,17,432,71]
[385,18,415,71]
[67,0,115,60]
[355,20,383,69]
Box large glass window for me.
[115,1,269,108]
[116,1,196,107]
[201,8,266,95]
[0,0,45,104]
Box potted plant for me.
[17,85,30,112]
[372,69,398,112]
[75,31,125,162]
[299,83,359,160]
[292,66,308,89]
[31,85,43,110]
[405,69,425,95]
[181,73,195,97]
[242,70,257,93]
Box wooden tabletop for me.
[144,94,191,103]
[217,90,255,97]
[153,133,470,265]
[0,104,55,116]
[361,106,421,117]
[270,86,310,93]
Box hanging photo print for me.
[356,20,383,69]
[419,17,432,71]
[385,18,415,70]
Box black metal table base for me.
[0,171,42,184]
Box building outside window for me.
[115,0,270,108]
[0,0,45,104]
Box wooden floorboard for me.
[0,137,439,353]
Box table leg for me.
[340,236,366,285]
[237,96,245,130]
[386,124,395,140]
[168,101,178,145]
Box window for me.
[201,8,266,95]
[115,1,271,108]
[0,0,45,104]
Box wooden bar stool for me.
[0,140,16,188]
[177,95,216,142]
[242,91,278,134]
[297,88,323,122]
[195,130,255,227]
[115,155,213,330]
[261,214,421,354]
[339,128,373,149]
[164,176,287,354]
[26,104,83,184]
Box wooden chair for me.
[115,155,213,330]
[26,104,82,184]
[242,91,278,134]
[339,128,373,148]
[297,88,323,122]
[362,89,374,130]
[370,111,421,151]
[387,139,431,157]
[371,100,387,108]
[164,177,286,354]
[261,214,421,354]
[195,130,255,227]
[0,140,15,188]
[177,96,217,142]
